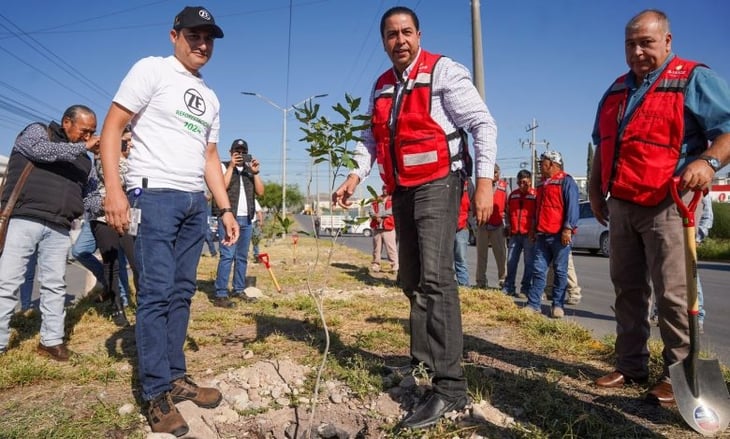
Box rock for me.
[118,403,136,416]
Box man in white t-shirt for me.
[213,139,264,307]
[98,6,238,437]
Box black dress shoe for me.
[399,392,468,430]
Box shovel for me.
[257,253,282,293]
[669,176,730,436]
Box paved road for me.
[296,214,730,366]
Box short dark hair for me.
[380,6,419,38]
[517,169,532,180]
[62,104,95,122]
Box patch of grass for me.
[697,237,730,260]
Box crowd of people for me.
[0,4,728,436]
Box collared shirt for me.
[592,53,730,169]
[351,48,498,181]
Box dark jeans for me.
[91,221,137,311]
[392,172,465,399]
[131,189,207,401]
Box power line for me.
[0,14,112,101]
[0,45,104,110]
[0,80,63,116]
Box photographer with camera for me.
[212,139,264,307]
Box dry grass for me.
[0,234,727,438]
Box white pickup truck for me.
[318,214,372,237]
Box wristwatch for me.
[699,154,722,172]
[220,207,234,216]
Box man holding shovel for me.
[589,8,730,409]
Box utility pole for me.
[471,0,485,99]
[520,118,550,186]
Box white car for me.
[347,218,373,237]
[572,201,609,257]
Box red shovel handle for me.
[257,253,271,269]
[669,176,706,227]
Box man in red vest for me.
[369,185,398,274]
[525,151,579,319]
[332,6,498,430]
[502,169,536,298]
[475,164,508,289]
[590,9,730,407]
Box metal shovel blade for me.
[669,356,730,436]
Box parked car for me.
[572,201,609,257]
[347,218,373,237]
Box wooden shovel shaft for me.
[266,266,282,293]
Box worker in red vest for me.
[590,9,730,406]
[475,164,508,288]
[369,186,398,274]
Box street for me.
[297,215,730,366]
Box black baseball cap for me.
[173,6,224,38]
[230,139,248,152]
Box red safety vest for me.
[536,171,567,234]
[458,180,470,230]
[370,196,395,231]
[487,180,508,227]
[371,50,456,191]
[507,187,537,235]
[598,56,702,206]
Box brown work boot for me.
[170,375,223,408]
[37,343,73,362]
[147,392,189,437]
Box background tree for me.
[258,182,304,214]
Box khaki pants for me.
[544,252,581,301]
[372,229,398,270]
[475,224,507,288]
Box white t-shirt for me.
[113,56,221,192]
[220,163,248,217]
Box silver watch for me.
[699,154,722,172]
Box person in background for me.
[212,139,264,308]
[454,179,475,286]
[502,169,536,298]
[590,9,730,407]
[88,126,137,327]
[203,189,218,257]
[525,151,579,319]
[369,185,398,274]
[332,6,498,429]
[99,6,239,436]
[693,193,713,334]
[0,105,100,360]
[475,164,508,289]
[251,199,263,262]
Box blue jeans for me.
[204,218,217,256]
[215,216,253,297]
[392,172,465,399]
[526,233,571,310]
[19,251,37,311]
[0,218,71,350]
[72,219,130,299]
[503,234,535,295]
[453,228,470,286]
[71,220,105,285]
[132,190,207,401]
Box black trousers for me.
[91,220,137,311]
[392,172,465,399]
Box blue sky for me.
[1,0,729,196]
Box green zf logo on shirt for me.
[184,88,206,116]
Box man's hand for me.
[104,188,130,235]
[249,158,261,175]
[473,178,494,225]
[680,159,715,191]
[332,174,360,209]
[561,228,572,246]
[219,212,240,246]
[86,135,101,153]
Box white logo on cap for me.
[198,9,211,21]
